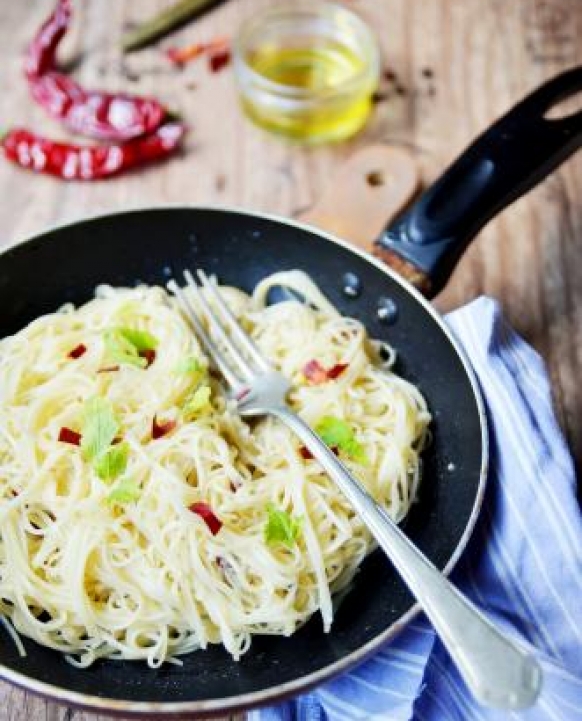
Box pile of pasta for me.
[0,272,430,667]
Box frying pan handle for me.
[374,66,582,297]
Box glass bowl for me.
[233,2,380,144]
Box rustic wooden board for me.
[0,0,580,719]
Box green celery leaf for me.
[343,438,368,464]
[117,327,158,352]
[80,397,119,461]
[93,442,129,482]
[183,385,211,419]
[107,477,141,505]
[315,416,368,464]
[315,417,353,447]
[264,504,302,548]
[103,328,146,368]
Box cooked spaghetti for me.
[0,271,430,667]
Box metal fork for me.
[168,269,542,710]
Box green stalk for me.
[122,0,224,53]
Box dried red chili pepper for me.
[152,415,177,440]
[68,343,87,359]
[327,363,348,380]
[140,349,156,368]
[58,427,81,445]
[302,360,328,384]
[25,0,168,141]
[302,360,349,384]
[166,43,207,66]
[24,0,71,78]
[189,502,223,536]
[1,123,185,180]
[166,36,230,70]
[208,47,231,74]
[29,74,169,142]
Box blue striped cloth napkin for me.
[250,297,582,721]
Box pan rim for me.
[0,204,489,717]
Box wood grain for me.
[0,0,581,719]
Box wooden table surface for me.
[1,0,581,719]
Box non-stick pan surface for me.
[0,207,487,716]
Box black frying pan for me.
[0,68,581,718]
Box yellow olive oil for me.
[241,40,377,143]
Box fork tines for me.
[167,269,269,390]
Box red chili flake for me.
[327,363,348,379]
[166,43,207,66]
[189,502,223,536]
[58,427,81,445]
[140,349,156,368]
[302,360,349,384]
[165,36,230,71]
[68,343,87,359]
[97,365,120,373]
[302,360,328,384]
[152,415,177,440]
[208,47,231,73]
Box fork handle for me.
[273,406,542,710]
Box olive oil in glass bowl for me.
[233,3,380,144]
